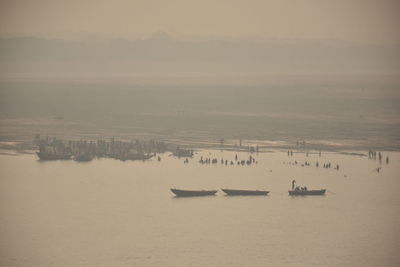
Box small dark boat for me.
[288,189,326,196]
[74,153,94,162]
[221,189,269,196]
[170,188,218,197]
[117,153,153,161]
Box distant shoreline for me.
[0,136,396,156]
[1,114,399,153]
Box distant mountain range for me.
[0,34,399,74]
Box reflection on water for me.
[0,150,399,267]
[171,195,218,199]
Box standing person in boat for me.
[292,180,296,190]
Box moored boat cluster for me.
[35,136,168,162]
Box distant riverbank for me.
[0,131,396,158]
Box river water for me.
[0,150,399,267]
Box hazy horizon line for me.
[1,31,399,46]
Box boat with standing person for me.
[289,179,326,196]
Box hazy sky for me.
[0,0,399,43]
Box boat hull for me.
[118,154,153,161]
[221,189,269,196]
[171,188,218,197]
[288,189,326,196]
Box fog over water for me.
[1,73,399,149]
[1,32,399,148]
[1,1,400,266]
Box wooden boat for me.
[288,189,326,196]
[221,189,269,196]
[74,153,94,162]
[117,153,153,161]
[170,188,218,197]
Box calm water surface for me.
[1,150,399,267]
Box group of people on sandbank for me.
[321,162,340,170]
[368,150,390,173]
[286,160,339,170]
[198,154,258,166]
[368,150,389,164]
[288,150,322,157]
